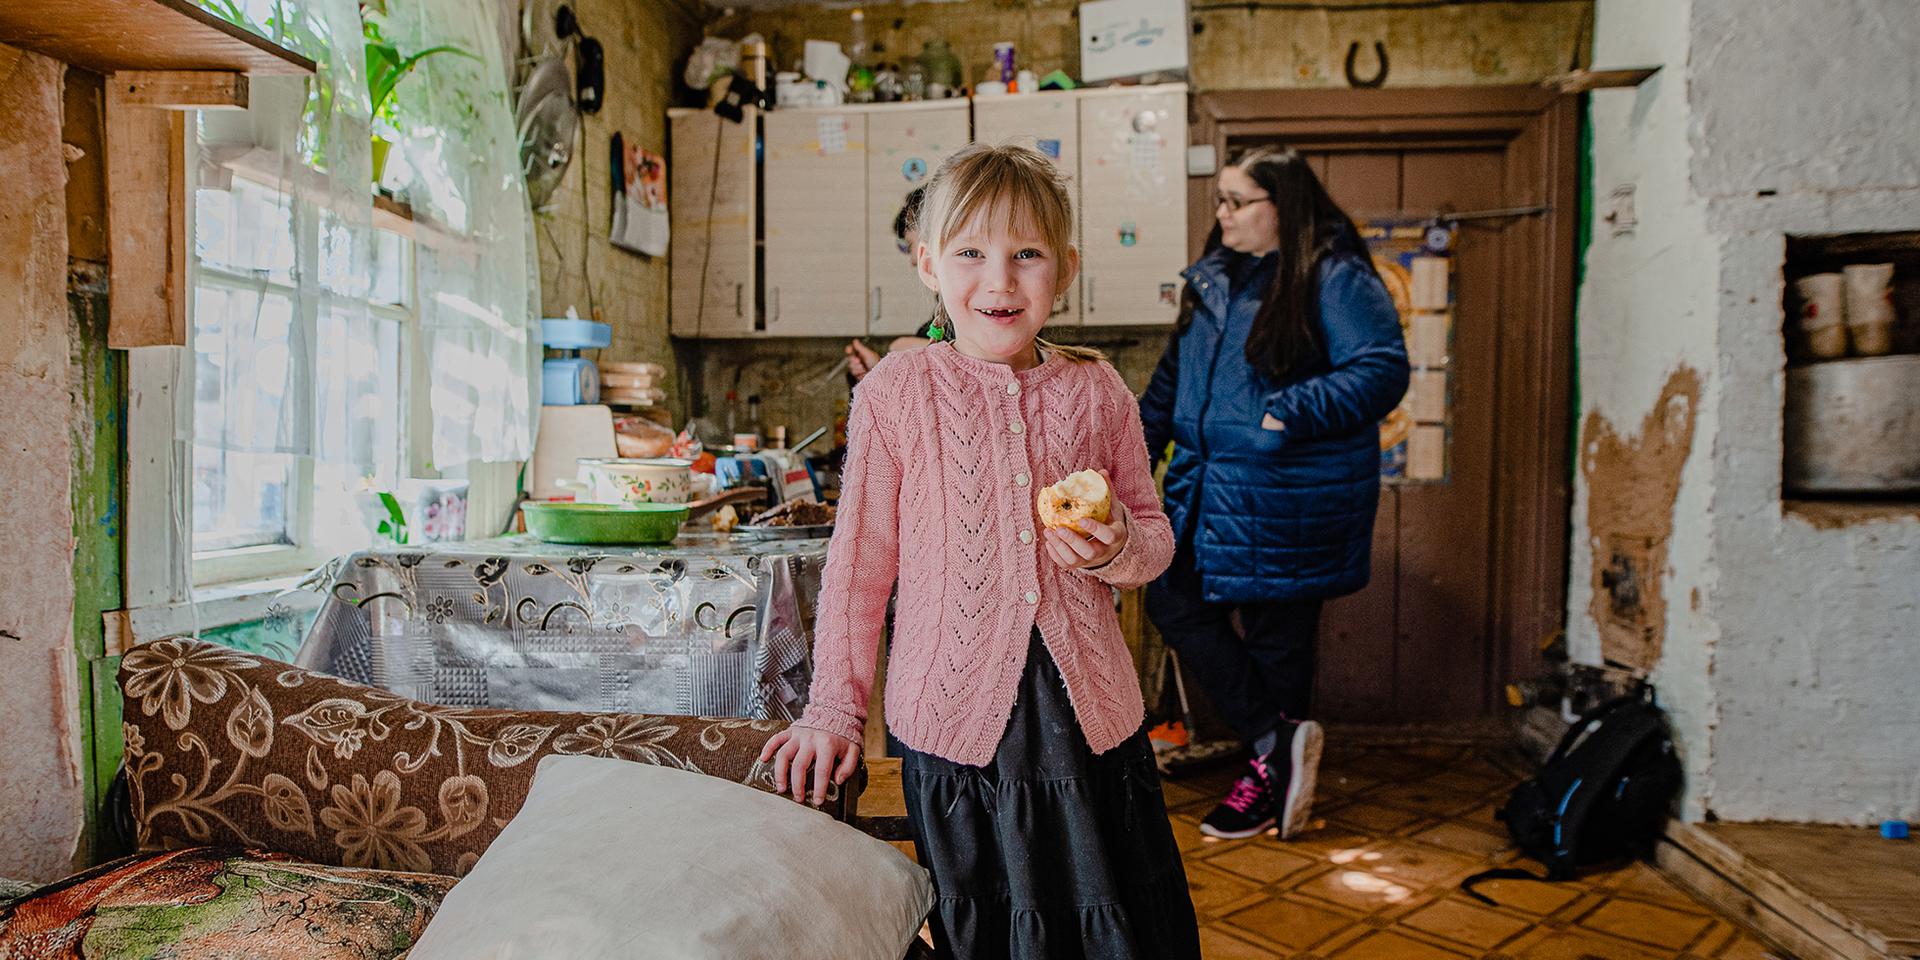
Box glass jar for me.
[918,40,961,97]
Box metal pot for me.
[560,457,695,505]
[1784,355,1920,494]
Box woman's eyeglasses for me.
[1214,193,1271,213]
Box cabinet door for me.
[1077,88,1187,326]
[669,108,756,337]
[973,93,1082,325]
[866,101,969,337]
[763,110,868,337]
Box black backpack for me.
[1461,689,1683,906]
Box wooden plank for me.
[851,757,912,842]
[105,91,187,348]
[110,69,247,109]
[865,100,967,336]
[1656,822,1897,960]
[1707,822,1920,953]
[1317,491,1398,719]
[1541,67,1660,94]
[1393,148,1506,721]
[762,109,867,337]
[0,0,313,76]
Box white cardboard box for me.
[1079,0,1190,83]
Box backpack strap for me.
[1459,867,1551,906]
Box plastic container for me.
[540,318,612,349]
[522,501,687,545]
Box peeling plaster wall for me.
[1687,0,1920,825]
[0,46,86,882]
[1575,0,1920,824]
[1570,0,1722,822]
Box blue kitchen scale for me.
[541,317,612,405]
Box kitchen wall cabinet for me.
[972,92,1082,324]
[762,109,868,336]
[668,85,1187,337]
[1076,86,1188,327]
[668,107,757,337]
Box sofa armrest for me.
[119,637,853,877]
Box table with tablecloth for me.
[294,532,830,720]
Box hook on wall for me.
[1344,41,1389,88]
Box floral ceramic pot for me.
[560,458,694,505]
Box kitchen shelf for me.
[0,0,314,76]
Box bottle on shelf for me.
[846,9,875,103]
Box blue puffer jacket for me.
[1140,247,1410,604]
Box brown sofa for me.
[1,637,924,959]
[116,636,865,875]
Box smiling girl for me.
[760,144,1201,959]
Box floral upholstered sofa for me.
[0,636,899,959]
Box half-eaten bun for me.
[1037,470,1112,530]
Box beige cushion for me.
[408,754,932,960]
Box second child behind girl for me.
[759,144,1202,959]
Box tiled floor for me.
[1166,739,1783,959]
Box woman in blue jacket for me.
[1142,147,1409,842]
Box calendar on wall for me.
[1361,219,1455,484]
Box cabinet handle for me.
[1087,276,1096,313]
[735,283,744,318]
[872,286,882,325]
[772,287,781,324]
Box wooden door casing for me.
[1189,88,1579,723]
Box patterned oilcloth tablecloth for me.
[295,532,830,720]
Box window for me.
[189,175,419,583]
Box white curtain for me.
[375,0,542,467]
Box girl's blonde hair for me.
[918,142,1104,363]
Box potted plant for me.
[363,14,476,183]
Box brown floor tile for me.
[1372,784,1489,819]
[1197,922,1284,959]
[1204,840,1320,885]
[1412,820,1513,859]
[1326,930,1475,959]
[1398,896,1535,950]
[1575,896,1717,951]
[1449,875,1584,917]
[1187,861,1262,918]
[1709,926,1787,959]
[1608,863,1714,913]
[1171,813,1215,854]
[1342,840,1485,891]
[1222,894,1364,950]
[1328,802,1427,834]
[1508,927,1667,960]
[1294,862,1421,912]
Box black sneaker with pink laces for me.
[1199,757,1276,839]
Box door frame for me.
[1189,86,1580,713]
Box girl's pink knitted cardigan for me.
[793,343,1174,765]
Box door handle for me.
[735,283,743,318]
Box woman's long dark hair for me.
[1178,147,1377,381]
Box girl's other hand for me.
[847,340,881,381]
[1043,472,1129,570]
[758,727,862,806]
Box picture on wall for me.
[1362,219,1455,484]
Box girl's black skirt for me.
[899,630,1202,959]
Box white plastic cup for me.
[1795,273,1848,359]
[975,80,1008,96]
[1844,263,1895,355]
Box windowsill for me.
[111,571,324,656]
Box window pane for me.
[193,284,300,452]
[192,445,292,552]
[370,229,409,306]
[315,307,403,478]
[195,178,295,282]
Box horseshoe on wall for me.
[1345,41,1389,88]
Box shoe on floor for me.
[1266,720,1323,840]
[1200,757,1275,839]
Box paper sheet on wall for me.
[817,116,847,155]
[1362,221,1455,484]
[611,142,669,258]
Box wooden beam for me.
[1541,67,1661,95]
[104,85,188,349]
[110,70,248,110]
[0,0,313,76]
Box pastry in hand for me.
[1037,470,1112,531]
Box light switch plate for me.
[1186,144,1216,176]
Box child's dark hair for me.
[893,187,925,242]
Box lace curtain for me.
[193,0,539,470]
[374,0,541,467]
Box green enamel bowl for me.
[522,501,689,545]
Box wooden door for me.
[763,109,867,337]
[1079,85,1188,327]
[973,92,1082,325]
[866,101,969,337]
[668,107,756,337]
[1192,89,1579,724]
